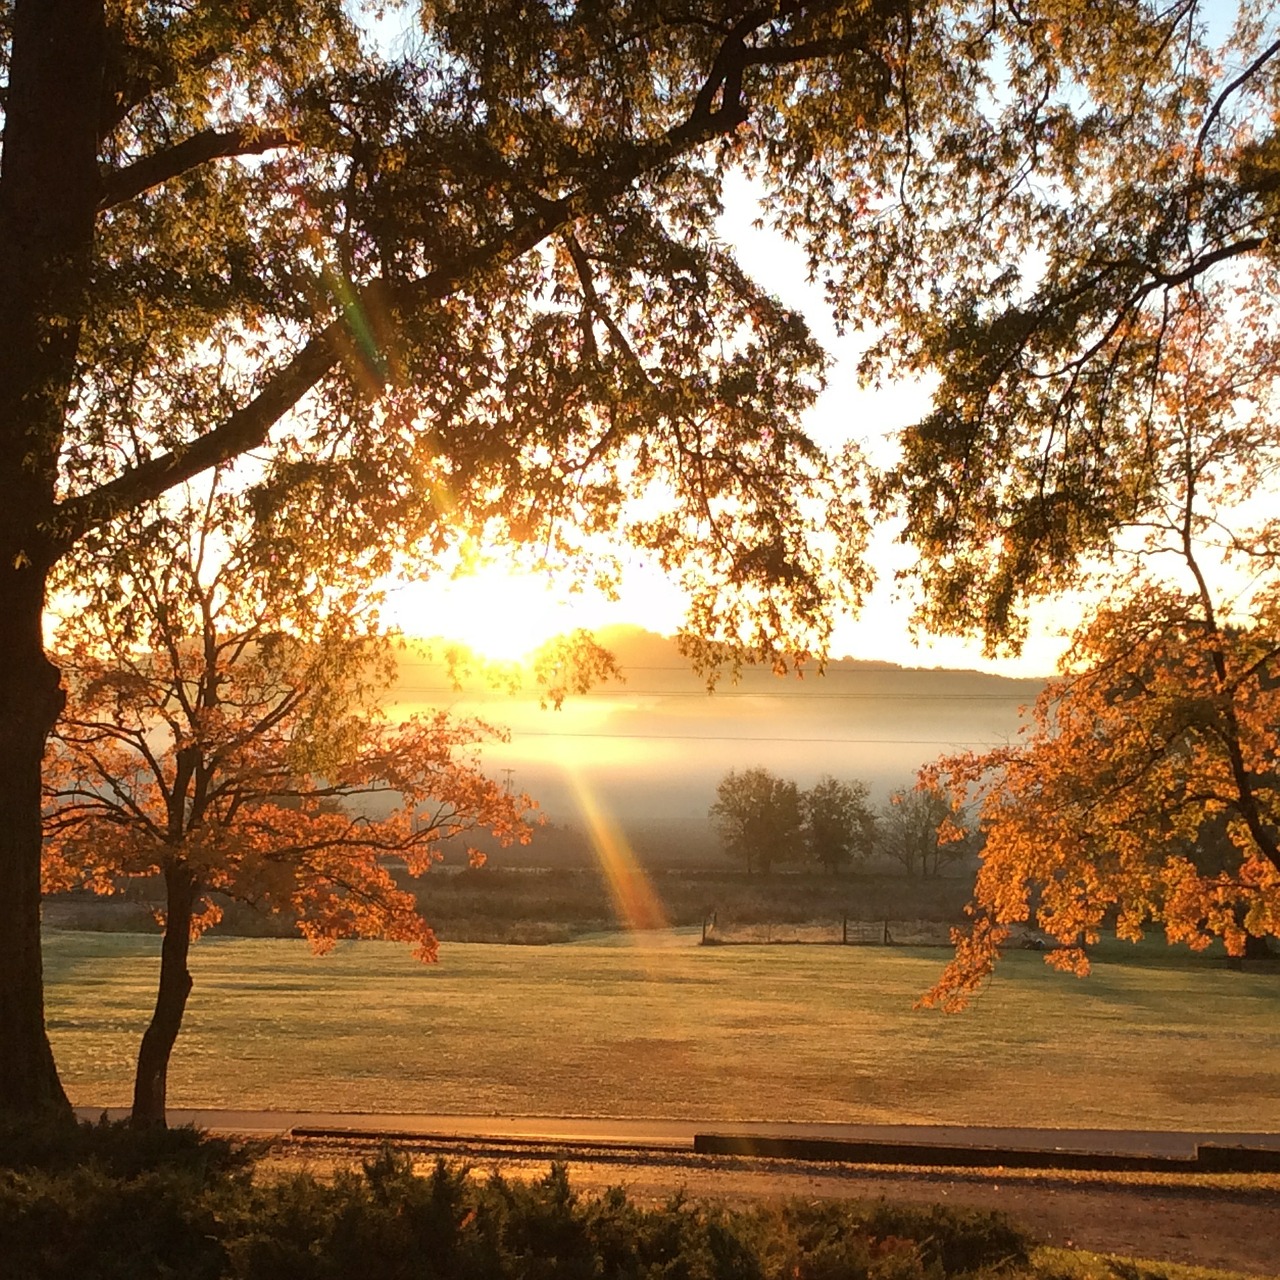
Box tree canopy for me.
[879,787,971,882]
[51,0,892,645]
[802,774,876,873]
[876,1,1280,648]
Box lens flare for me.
[566,772,667,934]
[294,187,394,391]
[323,267,390,385]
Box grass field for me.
[44,927,1280,1130]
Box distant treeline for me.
[708,767,977,878]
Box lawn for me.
[44,927,1280,1130]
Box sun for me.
[382,564,680,663]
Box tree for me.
[42,482,531,1125]
[0,0,918,1115]
[924,595,1280,1010]
[879,787,971,881]
[801,775,875,874]
[710,767,802,876]
[922,302,1280,1009]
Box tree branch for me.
[98,125,296,211]
[1142,235,1267,288]
[56,328,341,545]
[1194,36,1280,157]
[55,35,781,546]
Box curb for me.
[692,1133,1280,1173]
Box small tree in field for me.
[879,788,971,881]
[802,775,875,874]
[709,767,801,876]
[42,484,531,1126]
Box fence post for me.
[883,919,891,945]
[842,914,848,945]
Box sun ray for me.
[564,770,667,935]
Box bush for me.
[0,1164,228,1280]
[0,1138,1035,1280]
[0,1114,254,1181]
[857,1201,1030,1275]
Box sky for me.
[383,168,1073,679]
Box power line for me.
[489,729,1003,745]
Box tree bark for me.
[0,0,105,1118]
[0,563,68,1117]
[131,864,197,1127]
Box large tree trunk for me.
[0,566,68,1117]
[0,0,106,1119]
[131,865,198,1128]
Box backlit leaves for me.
[923,593,1280,1010]
[45,1,931,668]
[862,1,1280,647]
[921,298,1280,1008]
[43,475,532,958]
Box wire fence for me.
[700,913,955,947]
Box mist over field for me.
[393,627,1045,864]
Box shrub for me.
[0,1114,254,1181]
[857,1201,1030,1275]
[0,1138,1035,1280]
[0,1164,227,1280]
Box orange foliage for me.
[922,296,1280,1010]
[44,652,531,960]
[43,496,534,963]
[923,591,1280,1010]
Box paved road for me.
[73,1108,1280,1158]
